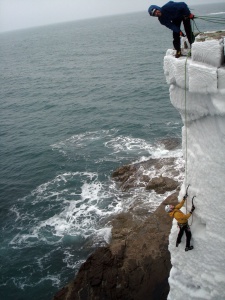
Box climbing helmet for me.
[165,205,174,213]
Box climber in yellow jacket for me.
[165,194,195,251]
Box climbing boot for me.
[175,50,181,58]
[185,246,194,251]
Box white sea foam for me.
[52,129,166,163]
[8,128,184,299]
[208,12,225,15]
[51,129,118,158]
[104,135,156,156]
[36,274,61,287]
[63,250,86,269]
[9,171,123,247]
[10,137,183,248]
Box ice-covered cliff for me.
[164,31,225,300]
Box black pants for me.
[173,18,195,51]
[177,223,192,247]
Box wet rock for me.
[146,175,179,194]
[196,30,225,42]
[112,157,181,193]
[157,137,181,150]
[53,192,179,300]
[53,156,182,300]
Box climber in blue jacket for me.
[148,1,195,58]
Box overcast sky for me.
[0,0,220,32]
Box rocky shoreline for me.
[53,139,182,300]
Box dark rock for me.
[54,287,69,300]
[53,156,182,300]
[112,157,181,192]
[146,176,179,194]
[157,137,181,150]
[53,192,179,300]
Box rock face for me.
[112,157,181,193]
[53,190,179,300]
[146,176,179,193]
[53,139,182,300]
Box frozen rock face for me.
[164,32,225,300]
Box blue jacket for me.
[148,1,191,33]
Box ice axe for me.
[185,184,190,197]
[191,196,196,214]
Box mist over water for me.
[0,3,224,299]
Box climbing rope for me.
[183,14,224,186]
[183,19,195,189]
[184,55,188,189]
[182,13,224,222]
[183,15,224,185]
[192,19,203,35]
[184,51,190,214]
[195,14,225,25]
[183,19,196,213]
[191,14,225,37]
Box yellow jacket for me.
[169,198,191,224]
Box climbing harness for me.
[177,222,189,229]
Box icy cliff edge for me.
[164,31,225,300]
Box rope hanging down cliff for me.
[195,14,225,25]
[183,19,197,219]
[183,15,225,181]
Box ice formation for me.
[164,32,225,300]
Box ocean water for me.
[0,3,224,300]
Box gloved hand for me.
[180,31,185,37]
[189,13,195,19]
[183,194,188,200]
[191,205,195,213]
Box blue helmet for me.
[148,5,161,16]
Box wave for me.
[8,131,183,250]
[208,12,225,15]
[5,129,183,296]
[9,171,119,247]
[51,129,182,163]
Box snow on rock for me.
[164,53,190,89]
[192,39,224,68]
[218,67,225,91]
[189,62,217,94]
[164,31,225,300]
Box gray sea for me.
[1,3,224,299]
